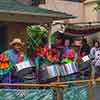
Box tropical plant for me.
[26,25,57,58]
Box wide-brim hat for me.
[9,38,24,46]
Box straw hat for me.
[9,38,24,46]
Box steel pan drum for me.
[15,60,35,79]
[78,55,93,70]
[39,64,59,82]
[77,55,93,79]
[58,64,67,76]
[63,62,78,75]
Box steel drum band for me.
[40,54,93,81]
[40,62,79,81]
[14,55,92,82]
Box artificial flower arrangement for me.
[0,52,16,76]
[61,48,81,64]
[26,25,58,65]
[32,45,60,66]
[0,53,9,69]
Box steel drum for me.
[59,62,78,76]
[58,64,67,76]
[63,62,78,75]
[39,64,59,82]
[15,60,35,80]
[77,55,93,79]
[82,55,94,62]
[78,55,93,70]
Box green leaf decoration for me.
[51,34,57,44]
[27,25,50,50]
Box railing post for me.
[89,81,93,100]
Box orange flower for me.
[0,62,9,69]
[0,53,9,69]
[47,55,56,62]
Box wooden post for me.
[56,67,61,100]
[47,22,63,100]
[88,81,93,100]
[56,65,64,100]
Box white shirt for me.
[91,47,100,67]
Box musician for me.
[90,40,100,77]
[61,42,82,81]
[62,39,71,58]
[0,38,28,89]
[61,45,81,63]
[80,39,90,57]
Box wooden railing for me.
[0,77,100,100]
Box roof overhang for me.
[64,22,100,36]
[0,1,76,23]
[0,10,75,24]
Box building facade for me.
[40,0,98,23]
[39,0,100,46]
[0,0,74,52]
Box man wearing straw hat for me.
[0,38,28,89]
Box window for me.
[40,0,46,4]
[32,0,45,6]
[62,0,81,2]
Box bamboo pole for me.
[0,83,64,88]
[88,81,93,100]
[0,83,51,87]
[0,78,100,100]
[0,78,100,87]
[50,78,100,85]
[56,68,62,100]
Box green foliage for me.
[27,25,49,38]
[51,34,57,44]
[27,25,57,49]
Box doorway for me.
[0,25,7,53]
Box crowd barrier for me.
[0,78,100,100]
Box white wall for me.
[39,0,100,41]
[40,0,99,23]
[84,0,98,22]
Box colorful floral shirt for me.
[0,49,28,75]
